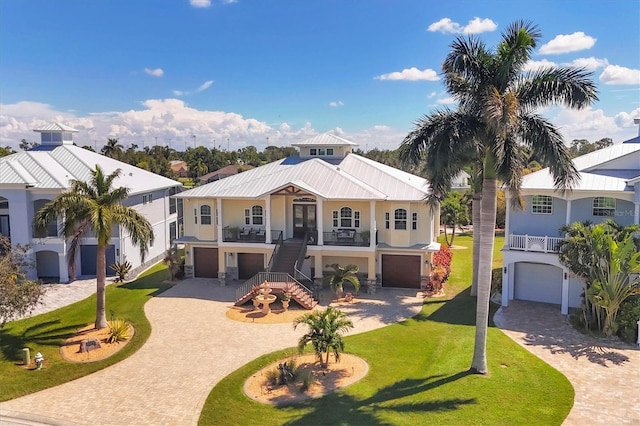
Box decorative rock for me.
[79,338,101,353]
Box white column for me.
[561,268,570,315]
[216,198,223,242]
[265,196,272,244]
[501,264,509,307]
[565,199,572,226]
[369,201,376,248]
[58,252,69,283]
[504,190,511,248]
[634,203,639,225]
[317,197,324,245]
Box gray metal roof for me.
[291,133,358,147]
[0,145,181,194]
[176,153,430,201]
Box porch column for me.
[317,198,324,245]
[634,202,639,225]
[501,263,509,307]
[58,252,69,283]
[561,267,570,315]
[265,196,272,244]
[369,201,376,248]
[216,198,223,242]
[565,199,572,227]
[314,254,323,279]
[504,190,511,248]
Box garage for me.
[237,253,264,280]
[80,245,116,276]
[514,262,562,305]
[382,254,421,288]
[193,247,219,278]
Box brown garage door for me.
[238,253,264,280]
[382,255,421,288]
[193,248,219,278]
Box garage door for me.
[193,248,219,278]
[80,245,116,276]
[382,254,421,288]
[514,262,562,304]
[238,253,264,280]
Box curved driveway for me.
[0,280,422,425]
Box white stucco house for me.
[174,133,441,305]
[502,131,640,314]
[0,123,183,283]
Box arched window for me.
[200,205,212,225]
[252,205,263,225]
[340,207,352,227]
[394,208,407,230]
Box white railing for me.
[508,234,564,253]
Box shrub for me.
[616,295,640,344]
[106,318,131,343]
[491,268,503,295]
[427,246,453,293]
[110,260,132,283]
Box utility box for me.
[22,348,30,366]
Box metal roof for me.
[522,143,640,192]
[33,122,78,132]
[290,133,358,147]
[176,153,430,201]
[0,145,181,193]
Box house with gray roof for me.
[0,123,183,282]
[174,133,441,304]
[502,128,640,314]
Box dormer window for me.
[310,148,317,155]
[318,148,326,155]
[327,148,334,155]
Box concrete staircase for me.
[270,239,304,275]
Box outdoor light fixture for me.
[564,272,568,280]
[503,266,507,273]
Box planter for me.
[282,300,290,310]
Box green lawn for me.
[0,263,170,401]
[199,235,574,425]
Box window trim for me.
[251,205,263,225]
[412,212,418,230]
[592,197,616,217]
[394,208,407,230]
[340,207,353,228]
[385,212,389,229]
[200,205,212,225]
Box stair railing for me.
[235,271,314,304]
[294,232,313,284]
[266,230,283,272]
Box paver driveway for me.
[0,279,422,425]
[494,301,640,425]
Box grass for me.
[0,263,170,402]
[199,235,574,425]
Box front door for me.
[293,204,316,238]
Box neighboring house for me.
[170,160,189,178]
[0,123,183,282]
[198,164,253,185]
[502,131,640,314]
[174,133,441,293]
[451,170,471,191]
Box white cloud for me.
[197,80,214,92]
[523,59,557,72]
[190,0,211,7]
[172,90,185,97]
[427,92,437,99]
[436,97,456,105]
[599,65,640,85]
[144,68,164,77]
[375,67,439,81]
[539,32,596,54]
[329,101,344,107]
[550,106,640,143]
[569,57,609,71]
[427,17,497,34]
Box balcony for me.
[320,229,371,247]
[508,234,564,253]
[223,227,281,243]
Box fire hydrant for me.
[34,352,44,370]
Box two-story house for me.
[174,133,441,298]
[502,133,640,314]
[0,123,183,282]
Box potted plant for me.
[281,291,292,310]
[360,230,370,245]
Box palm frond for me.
[517,67,599,110]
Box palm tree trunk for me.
[325,351,330,367]
[95,245,108,329]
[470,193,481,296]
[471,155,497,375]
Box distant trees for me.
[568,138,613,158]
[0,146,15,157]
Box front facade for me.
[502,138,640,314]
[175,134,441,289]
[0,123,183,282]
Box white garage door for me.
[514,262,562,305]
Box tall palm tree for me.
[324,263,361,299]
[34,165,154,329]
[293,307,354,367]
[101,138,123,159]
[400,21,597,374]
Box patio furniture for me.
[240,227,252,240]
[337,228,356,244]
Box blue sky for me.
[0,0,638,151]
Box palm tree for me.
[400,21,597,374]
[293,306,354,367]
[101,138,123,159]
[324,263,361,299]
[34,165,154,329]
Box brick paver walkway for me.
[0,279,422,425]
[494,301,640,425]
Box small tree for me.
[324,263,360,299]
[0,236,45,326]
[164,246,181,281]
[440,191,470,247]
[293,307,354,367]
[428,246,453,294]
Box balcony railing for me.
[223,227,280,243]
[321,230,371,247]
[508,234,564,253]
